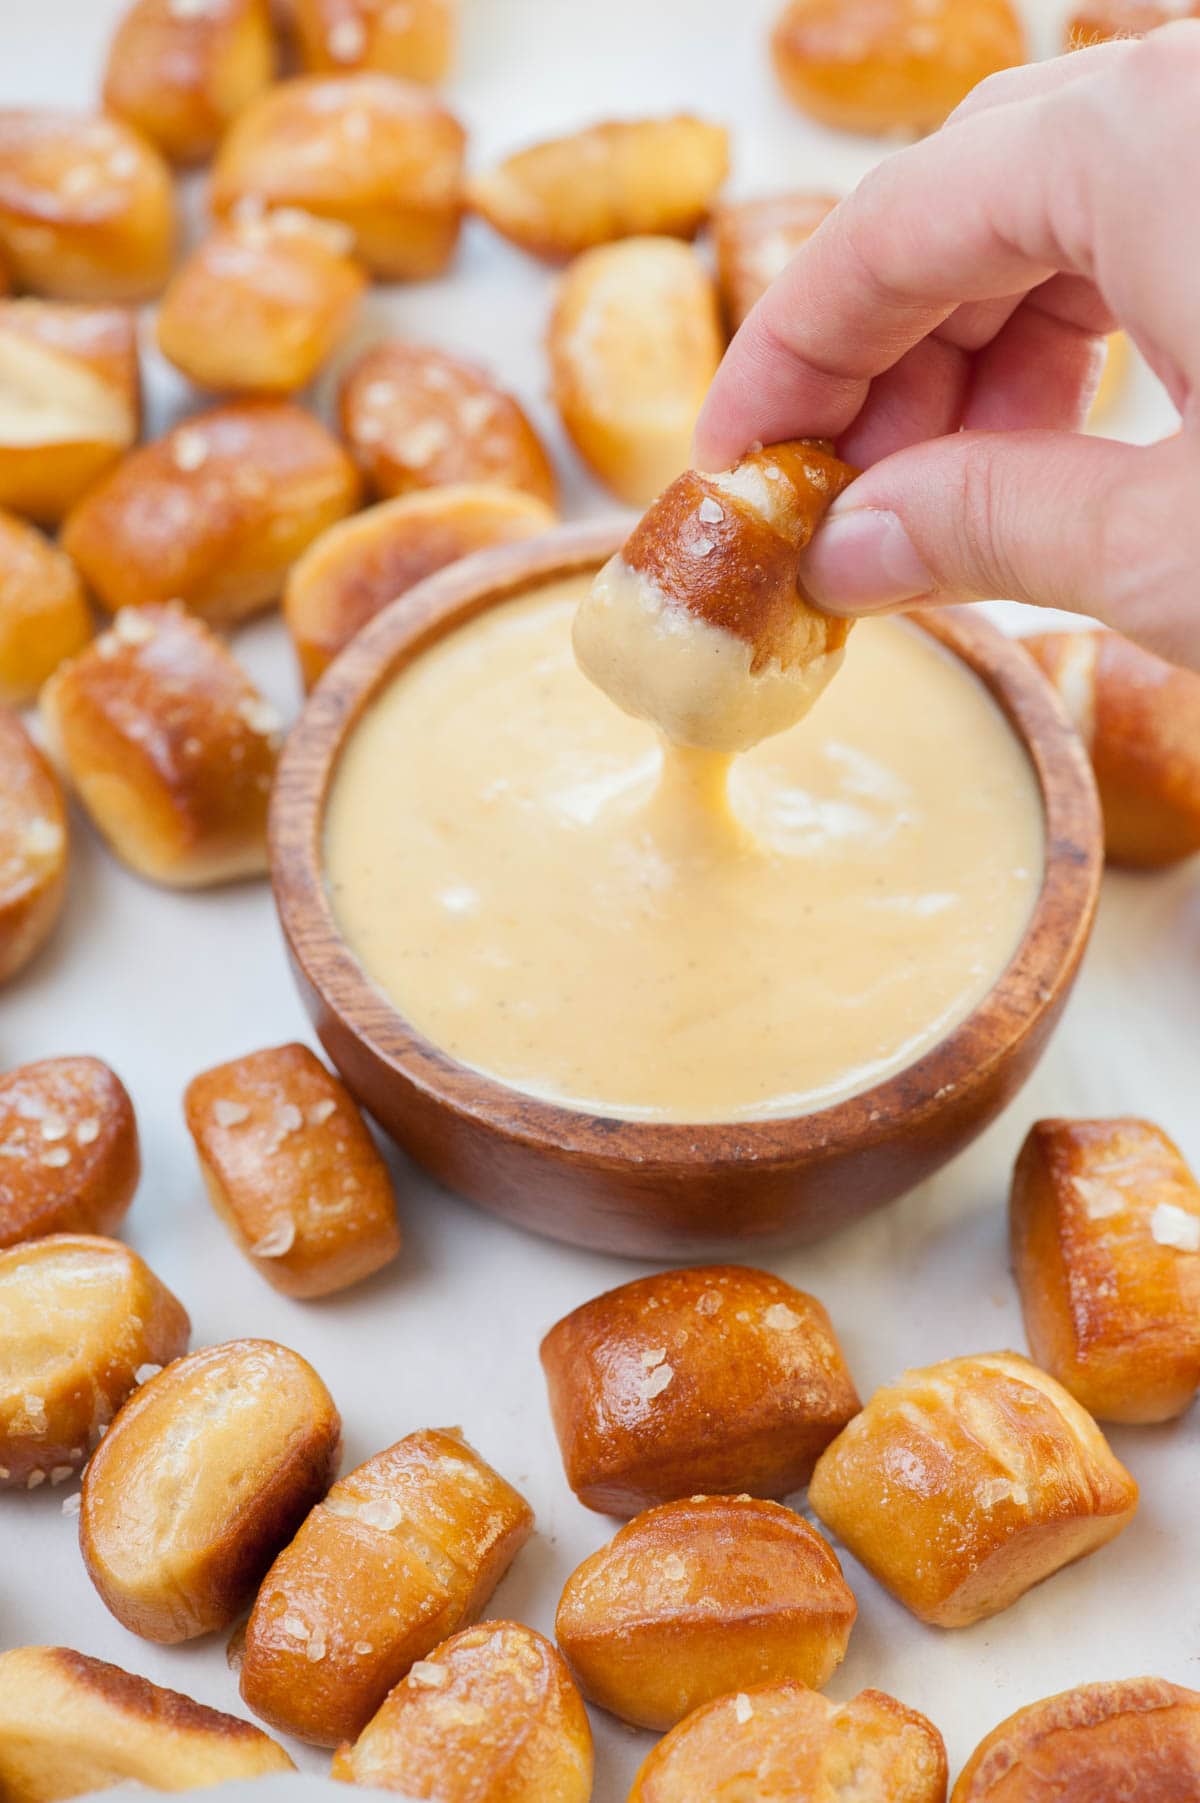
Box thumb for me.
[799,430,1200,671]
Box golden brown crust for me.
[630,1682,948,1803]
[60,402,361,624]
[184,1041,401,1297]
[0,300,141,525]
[712,191,838,330]
[1011,1117,1200,1423]
[241,1427,533,1745]
[555,1495,856,1731]
[294,0,457,82]
[771,0,1027,135]
[0,1055,139,1248]
[0,110,176,302]
[1024,629,1200,866]
[156,214,366,396]
[0,513,90,706]
[41,606,280,888]
[468,117,730,263]
[284,483,557,688]
[1066,2,1200,48]
[102,0,276,165]
[952,1677,1200,1801]
[548,235,723,506]
[0,708,68,986]
[0,1645,296,1793]
[541,1264,860,1515]
[338,339,557,507]
[0,1234,189,1489]
[209,74,466,280]
[80,1337,342,1642]
[808,1351,1138,1628]
[330,1621,593,1799]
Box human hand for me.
[693,27,1200,670]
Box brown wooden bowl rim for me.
[270,520,1103,1172]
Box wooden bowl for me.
[270,523,1102,1258]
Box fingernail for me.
[798,508,935,615]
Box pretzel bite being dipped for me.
[0,513,90,706]
[184,1041,401,1298]
[285,483,555,688]
[102,0,276,165]
[574,439,856,753]
[0,110,175,303]
[41,607,281,888]
[0,1056,139,1249]
[629,1682,948,1803]
[0,709,67,987]
[1024,629,1200,866]
[468,116,730,263]
[61,403,360,624]
[1011,1117,1200,1423]
[293,0,457,82]
[1066,2,1200,48]
[712,191,837,330]
[0,300,141,525]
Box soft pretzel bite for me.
[338,339,556,507]
[555,1496,856,1732]
[468,117,730,263]
[1011,1117,1200,1423]
[330,1621,592,1798]
[712,191,837,330]
[574,438,856,752]
[102,0,275,166]
[240,1427,533,1746]
[209,74,466,280]
[61,402,360,624]
[80,1338,342,1642]
[770,0,1026,135]
[952,1677,1200,1802]
[0,300,140,525]
[184,1041,401,1297]
[1066,2,1200,47]
[0,111,175,303]
[0,1235,188,1491]
[1024,629,1200,867]
[808,1351,1138,1628]
[41,606,280,888]
[548,235,723,506]
[284,483,556,687]
[629,1682,948,1803]
[294,0,457,81]
[0,513,90,705]
[541,1265,859,1515]
[0,1646,295,1797]
[0,1056,139,1249]
[0,708,68,987]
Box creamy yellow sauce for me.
[324,575,1044,1123]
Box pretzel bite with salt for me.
[294,0,457,82]
[0,1056,139,1249]
[1011,1117,1200,1423]
[574,438,856,753]
[61,403,360,623]
[1066,2,1200,48]
[0,300,141,525]
[0,513,90,706]
[184,1041,401,1297]
[41,607,280,888]
[0,709,67,986]
[771,0,1026,135]
[808,1351,1138,1628]
[468,117,729,263]
[712,191,837,330]
[210,74,466,280]
[330,1622,592,1799]
[0,110,175,302]
[629,1682,948,1803]
[541,1265,859,1515]
[284,484,556,688]
[548,235,723,506]
[102,0,275,166]
[241,1428,533,1745]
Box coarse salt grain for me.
[213,1098,251,1128]
[353,1641,374,1656]
[169,0,218,18]
[399,419,452,466]
[39,1116,68,1142]
[135,1364,162,1385]
[27,1470,45,1489]
[22,817,62,860]
[62,1492,81,1516]
[275,1102,304,1136]
[691,535,715,558]
[327,16,367,59]
[238,696,283,737]
[698,496,724,525]
[663,1553,686,1581]
[75,1118,100,1146]
[1073,1176,1124,1221]
[251,1220,296,1259]
[695,1290,723,1315]
[640,1346,666,1370]
[307,1098,337,1127]
[410,1662,447,1688]
[40,1147,70,1169]
[50,1465,74,1485]
[763,1303,800,1331]
[283,1616,310,1642]
[23,1395,46,1423]
[735,1693,753,1724]
[1151,1203,1200,1252]
[305,1633,327,1662]
[113,609,155,646]
[638,1363,673,1402]
[172,428,209,472]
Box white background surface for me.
[3,1,1197,1795]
